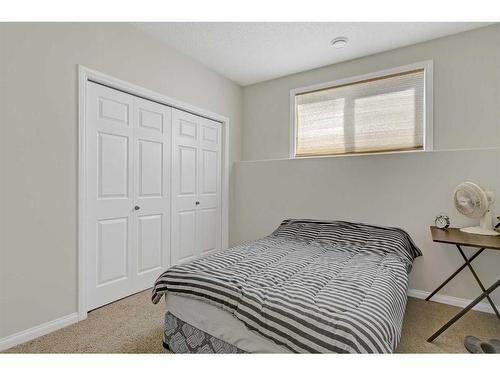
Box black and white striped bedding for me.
[152,219,422,353]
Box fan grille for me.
[453,182,489,219]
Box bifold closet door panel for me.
[86,82,171,310]
[171,110,200,264]
[197,118,222,255]
[86,82,135,310]
[133,97,171,292]
[171,109,222,265]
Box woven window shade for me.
[295,69,425,157]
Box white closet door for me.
[171,109,222,264]
[132,97,171,291]
[86,82,171,310]
[87,83,135,310]
[197,117,222,256]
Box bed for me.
[152,219,422,353]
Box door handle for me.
[195,201,200,205]
[134,205,140,211]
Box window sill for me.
[291,148,430,160]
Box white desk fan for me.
[453,182,499,236]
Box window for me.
[291,62,432,157]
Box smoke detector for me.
[331,37,348,49]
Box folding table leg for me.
[425,248,485,301]
[428,278,500,342]
[455,245,500,319]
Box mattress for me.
[166,293,291,353]
[154,219,422,353]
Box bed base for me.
[163,312,245,353]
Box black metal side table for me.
[426,226,500,342]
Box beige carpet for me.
[3,290,499,353]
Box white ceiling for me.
[133,22,492,86]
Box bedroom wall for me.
[242,24,500,160]
[0,23,243,341]
[232,149,500,306]
[235,24,500,306]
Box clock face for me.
[435,215,450,229]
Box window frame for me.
[289,60,434,158]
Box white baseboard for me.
[408,288,499,315]
[0,313,78,352]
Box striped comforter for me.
[152,219,422,353]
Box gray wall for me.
[0,23,243,339]
[242,24,500,160]
[233,149,500,305]
[236,24,500,305]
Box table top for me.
[430,226,500,250]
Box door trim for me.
[78,65,230,321]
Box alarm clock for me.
[435,214,450,229]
